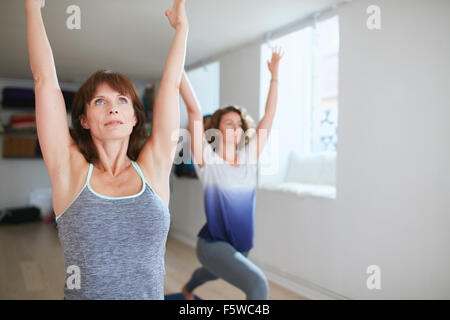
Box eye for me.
[119,97,128,104]
[94,99,104,105]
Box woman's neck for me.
[217,141,239,165]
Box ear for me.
[133,116,137,127]
[79,114,90,130]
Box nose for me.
[109,106,119,114]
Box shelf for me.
[1,105,35,111]
[1,156,42,160]
[0,126,37,136]
[0,104,71,113]
[0,131,37,136]
[0,105,37,137]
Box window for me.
[311,16,339,153]
[259,16,339,198]
[259,27,312,185]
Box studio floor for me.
[0,221,306,300]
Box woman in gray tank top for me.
[25,0,189,299]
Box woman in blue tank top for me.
[180,47,284,300]
[25,0,189,299]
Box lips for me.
[105,120,123,126]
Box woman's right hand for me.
[25,0,45,10]
[267,46,284,77]
[165,0,188,31]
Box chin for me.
[105,131,132,140]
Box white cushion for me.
[320,153,336,186]
[260,182,336,199]
[284,152,336,186]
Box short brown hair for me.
[204,105,256,145]
[70,70,147,164]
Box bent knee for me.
[246,273,269,300]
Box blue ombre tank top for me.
[55,161,170,300]
[193,137,258,252]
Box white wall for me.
[331,0,450,299]
[180,61,220,128]
[220,43,261,119]
[169,0,450,299]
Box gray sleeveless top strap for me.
[56,161,170,300]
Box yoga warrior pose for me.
[180,47,284,300]
[25,0,188,299]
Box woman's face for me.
[218,111,243,146]
[80,83,137,141]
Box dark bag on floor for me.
[0,206,41,224]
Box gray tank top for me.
[55,161,170,300]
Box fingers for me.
[166,0,188,29]
[271,46,284,59]
[25,0,45,9]
[172,0,186,12]
[277,46,284,58]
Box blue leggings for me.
[185,237,269,300]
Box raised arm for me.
[25,0,73,176]
[139,0,188,175]
[255,47,284,158]
[180,71,205,168]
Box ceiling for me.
[0,0,341,83]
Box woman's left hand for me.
[267,46,284,76]
[165,0,189,31]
